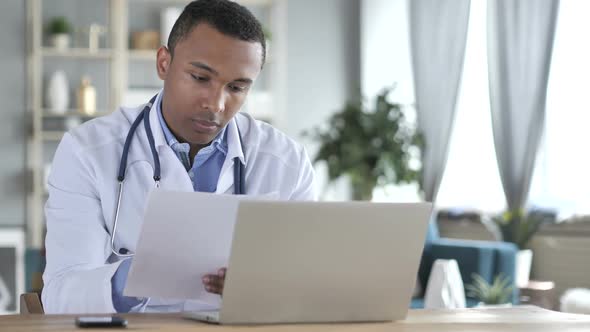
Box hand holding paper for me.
[124,190,277,306]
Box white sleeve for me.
[42,133,120,314]
[288,145,318,201]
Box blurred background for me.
[1,0,589,316]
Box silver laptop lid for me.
[219,201,433,324]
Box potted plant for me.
[306,86,424,201]
[491,209,555,250]
[491,209,555,287]
[47,16,73,50]
[466,273,513,307]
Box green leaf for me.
[47,16,72,35]
[304,86,425,200]
[492,209,555,249]
[466,273,513,305]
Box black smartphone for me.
[75,316,128,328]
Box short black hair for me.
[167,0,266,67]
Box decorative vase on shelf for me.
[51,33,70,51]
[46,70,69,114]
[77,76,97,115]
[87,23,106,52]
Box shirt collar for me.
[155,91,228,155]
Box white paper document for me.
[124,190,274,304]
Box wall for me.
[361,0,414,104]
[0,0,26,226]
[284,0,360,140]
[284,0,361,200]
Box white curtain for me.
[487,0,559,211]
[409,0,471,202]
[529,0,590,218]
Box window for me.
[438,0,590,218]
[436,0,505,212]
[528,0,590,218]
[363,0,590,218]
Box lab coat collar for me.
[146,91,193,192]
[226,116,246,167]
[149,90,167,149]
[215,116,247,194]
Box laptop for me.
[183,200,433,325]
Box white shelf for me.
[41,131,66,141]
[41,47,114,59]
[128,49,157,61]
[42,109,111,118]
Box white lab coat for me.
[42,96,317,314]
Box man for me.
[42,0,316,314]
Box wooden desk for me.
[2,306,590,331]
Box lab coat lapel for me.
[215,118,246,195]
[126,90,168,164]
[148,91,167,149]
[158,146,194,192]
[148,91,193,192]
[215,158,235,194]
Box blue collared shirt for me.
[112,95,229,312]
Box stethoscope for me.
[111,94,246,258]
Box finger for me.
[202,275,216,289]
[202,278,219,294]
[212,277,225,295]
[203,275,224,293]
[202,275,213,285]
[207,276,224,288]
[205,284,221,294]
[210,285,223,294]
[205,282,223,294]
[217,268,226,277]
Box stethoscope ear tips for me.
[119,248,129,255]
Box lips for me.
[191,119,220,134]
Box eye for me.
[190,74,209,82]
[228,84,246,93]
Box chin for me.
[189,133,217,145]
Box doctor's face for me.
[156,23,263,147]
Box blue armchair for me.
[411,219,518,308]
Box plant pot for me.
[51,34,70,51]
[516,249,533,288]
[350,179,375,201]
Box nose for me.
[202,86,226,113]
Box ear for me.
[156,46,172,80]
